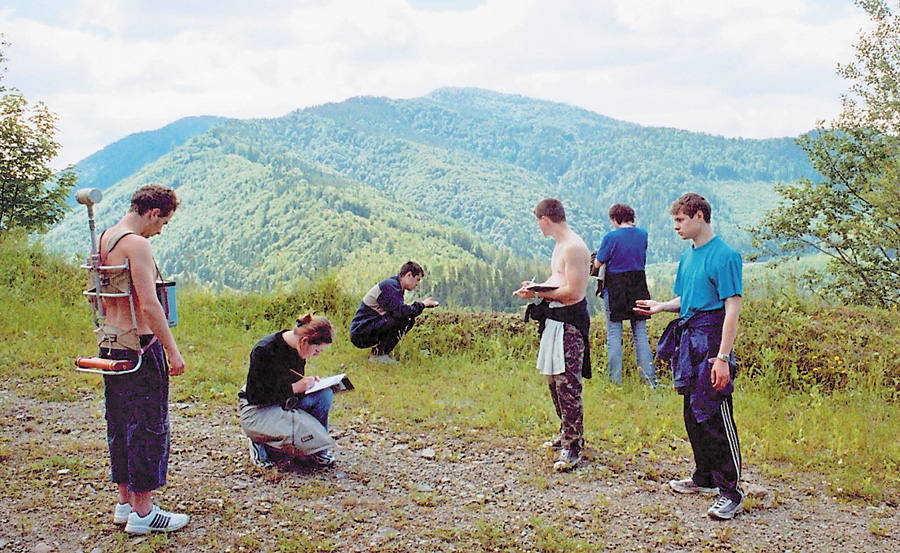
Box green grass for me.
[740,384,899,501]
[2,234,899,504]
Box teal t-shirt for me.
[673,236,742,320]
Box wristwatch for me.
[715,353,730,362]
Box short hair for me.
[294,313,334,345]
[608,203,636,224]
[534,198,566,223]
[130,184,179,217]
[670,193,711,223]
[399,261,424,278]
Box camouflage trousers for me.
[546,324,585,455]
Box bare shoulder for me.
[116,232,153,264]
[560,235,590,281]
[562,234,590,260]
[120,232,151,251]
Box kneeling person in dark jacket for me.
[350,261,439,363]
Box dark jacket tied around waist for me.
[524,298,592,379]
[605,270,651,322]
[656,307,734,423]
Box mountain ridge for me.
[69,115,231,200]
[44,87,816,310]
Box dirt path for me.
[0,392,897,552]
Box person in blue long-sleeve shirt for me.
[350,261,438,363]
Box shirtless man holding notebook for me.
[514,198,592,471]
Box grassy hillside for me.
[44,88,816,299]
[2,236,897,505]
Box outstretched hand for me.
[633,299,661,317]
[423,297,439,308]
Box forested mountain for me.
[45,88,816,311]
[48,138,546,311]
[68,115,229,201]
[272,88,815,260]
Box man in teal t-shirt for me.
[673,232,742,320]
[636,193,744,521]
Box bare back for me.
[100,223,157,334]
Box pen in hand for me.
[514,275,539,297]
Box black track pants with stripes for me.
[683,393,743,502]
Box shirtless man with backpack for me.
[96,184,188,534]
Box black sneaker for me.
[311,450,335,466]
[248,437,273,469]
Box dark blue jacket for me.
[350,275,424,337]
[656,308,735,423]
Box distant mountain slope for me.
[70,116,229,200]
[46,88,817,306]
[257,87,815,258]
[47,134,545,311]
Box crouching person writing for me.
[349,261,438,364]
[239,314,337,468]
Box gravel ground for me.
[1,391,897,552]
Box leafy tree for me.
[751,0,900,307]
[0,37,76,235]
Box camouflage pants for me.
[546,324,585,455]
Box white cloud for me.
[0,0,871,167]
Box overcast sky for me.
[1,0,870,168]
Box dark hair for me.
[670,193,711,223]
[130,184,180,217]
[534,198,566,223]
[608,203,635,224]
[399,261,424,278]
[294,313,334,345]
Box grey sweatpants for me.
[239,399,334,457]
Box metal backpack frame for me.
[74,188,144,375]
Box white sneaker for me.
[368,354,398,365]
[541,438,562,451]
[553,449,581,472]
[247,437,273,468]
[113,502,132,525]
[125,505,189,535]
[708,495,744,520]
[311,449,336,466]
[669,478,719,495]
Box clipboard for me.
[306,373,354,395]
[525,284,559,292]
